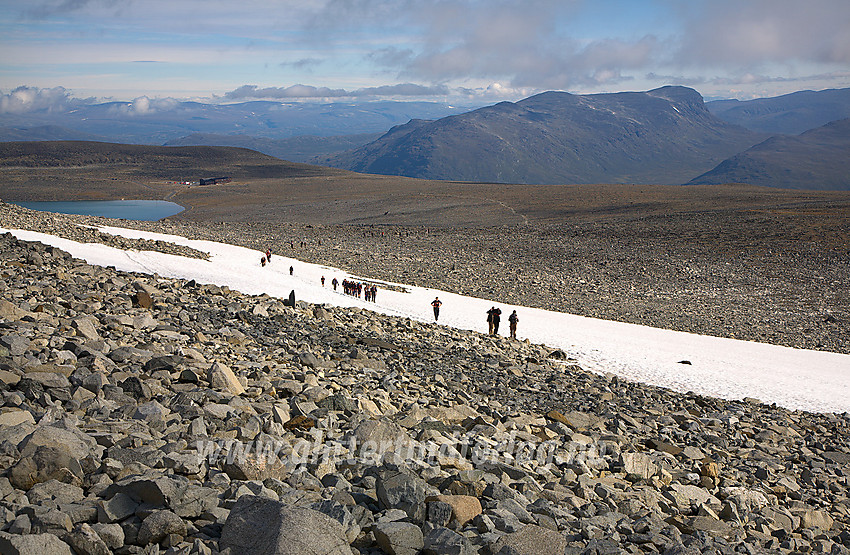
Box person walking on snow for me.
[431,297,442,321]
[487,307,495,335]
[490,307,502,335]
[508,310,518,339]
[321,276,325,287]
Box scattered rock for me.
[220,495,350,555]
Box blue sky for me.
[1,0,849,110]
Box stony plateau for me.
[0,209,848,554]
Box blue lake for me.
[11,200,185,221]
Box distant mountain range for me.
[163,132,382,163]
[3,87,849,190]
[688,118,850,190]
[318,86,766,185]
[0,100,476,145]
[707,88,850,135]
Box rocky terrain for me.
[1,213,849,553]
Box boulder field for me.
[0,230,848,554]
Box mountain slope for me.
[319,86,765,185]
[0,125,109,142]
[688,118,850,190]
[0,140,347,179]
[0,141,357,202]
[164,132,381,162]
[707,88,850,135]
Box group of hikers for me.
[264,247,520,338]
[486,306,519,338]
[431,297,519,339]
[260,248,273,267]
[339,279,378,302]
[260,247,381,303]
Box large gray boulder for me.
[136,509,187,546]
[490,524,568,555]
[373,521,424,555]
[220,495,350,555]
[376,469,432,523]
[0,334,29,356]
[349,418,413,456]
[19,422,99,459]
[0,531,74,555]
[9,445,84,490]
[65,523,111,555]
[620,452,658,481]
[422,527,476,555]
[104,474,187,508]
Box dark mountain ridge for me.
[688,118,850,190]
[163,132,382,163]
[0,140,337,180]
[707,87,850,135]
[319,86,766,185]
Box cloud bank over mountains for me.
[0,86,178,115]
[2,0,849,102]
[221,84,451,101]
[0,86,89,115]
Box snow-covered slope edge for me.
[3,225,848,414]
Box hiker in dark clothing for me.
[332,277,338,291]
[261,256,266,267]
[266,248,272,261]
[487,307,495,335]
[491,307,502,335]
[289,266,293,275]
[321,276,325,287]
[508,310,518,339]
[370,285,377,302]
[431,297,442,321]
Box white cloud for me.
[221,83,450,100]
[0,86,91,114]
[107,95,179,115]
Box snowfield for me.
[4,225,849,414]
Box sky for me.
[2,222,849,414]
[1,0,849,110]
